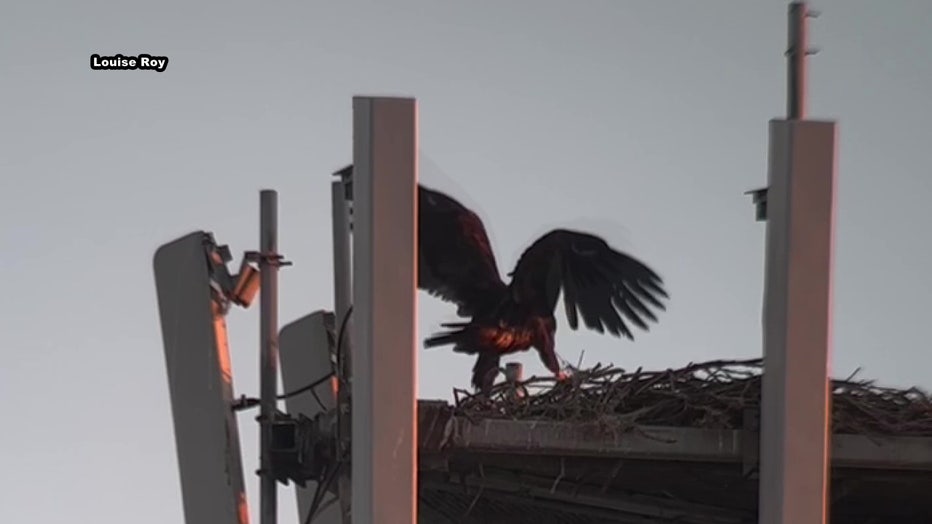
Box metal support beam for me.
[331,175,354,524]
[759,117,837,524]
[351,96,418,524]
[758,4,837,523]
[332,179,353,343]
[259,190,280,524]
[416,408,932,472]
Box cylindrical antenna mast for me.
[787,2,814,119]
[259,189,280,524]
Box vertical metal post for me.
[352,96,418,524]
[759,3,837,523]
[504,363,525,401]
[332,178,353,375]
[333,176,354,324]
[259,190,279,524]
[786,2,809,120]
[331,176,354,524]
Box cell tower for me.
[153,3,838,524]
[749,2,838,523]
[154,97,418,524]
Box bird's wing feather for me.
[507,228,668,338]
[418,185,507,316]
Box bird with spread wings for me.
[418,183,669,394]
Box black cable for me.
[304,463,332,524]
[303,306,354,523]
[303,451,347,524]
[277,373,334,403]
[333,305,353,388]
[232,306,355,413]
[230,306,356,522]
[280,305,353,402]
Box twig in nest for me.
[452,357,932,438]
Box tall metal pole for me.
[352,96,418,524]
[745,2,816,221]
[259,189,279,524]
[786,2,809,120]
[759,2,837,523]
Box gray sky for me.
[2,1,931,523]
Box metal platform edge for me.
[416,401,932,472]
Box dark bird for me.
[418,184,669,394]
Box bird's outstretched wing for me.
[508,228,668,338]
[418,185,508,317]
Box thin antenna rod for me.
[259,189,279,524]
[787,2,809,119]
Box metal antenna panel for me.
[279,311,342,524]
[154,231,250,524]
[351,96,419,524]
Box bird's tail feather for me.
[424,323,478,354]
[423,330,461,348]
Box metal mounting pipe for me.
[259,189,280,524]
[787,1,810,119]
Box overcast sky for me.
[2,1,931,523]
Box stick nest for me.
[452,358,932,437]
